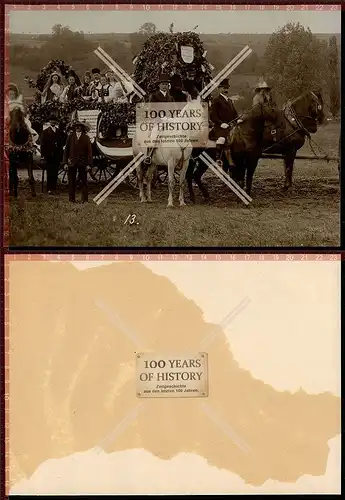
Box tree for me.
[328,36,340,117]
[264,23,328,101]
[138,22,157,35]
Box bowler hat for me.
[170,74,183,87]
[92,68,101,75]
[219,78,229,89]
[48,114,59,123]
[159,72,170,83]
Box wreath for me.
[25,59,76,92]
[27,98,136,133]
[133,31,213,95]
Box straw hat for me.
[69,119,91,132]
[255,79,271,91]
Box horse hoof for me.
[140,198,147,203]
[167,203,174,208]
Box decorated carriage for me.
[25,31,213,189]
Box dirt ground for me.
[9,122,340,248]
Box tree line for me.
[10,22,340,116]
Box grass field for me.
[9,123,340,248]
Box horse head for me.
[289,91,324,134]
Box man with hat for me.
[253,79,272,106]
[149,72,174,103]
[63,120,93,203]
[40,114,65,194]
[90,68,102,101]
[59,71,80,103]
[170,74,189,103]
[209,78,238,171]
[144,72,175,164]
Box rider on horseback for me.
[252,79,272,106]
[209,78,238,171]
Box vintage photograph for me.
[5,255,341,494]
[5,4,341,247]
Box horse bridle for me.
[286,91,322,131]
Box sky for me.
[8,8,341,35]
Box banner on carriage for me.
[77,109,101,141]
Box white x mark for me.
[93,44,253,204]
[199,152,252,205]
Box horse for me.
[186,101,279,201]
[5,107,38,198]
[132,102,197,207]
[259,90,325,190]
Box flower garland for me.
[27,98,136,132]
[25,59,74,92]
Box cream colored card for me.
[6,258,341,494]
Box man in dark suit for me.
[210,79,238,172]
[170,74,189,103]
[63,120,93,203]
[40,114,64,194]
[144,73,174,165]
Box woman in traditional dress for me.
[40,70,64,104]
[5,83,24,114]
[78,72,92,101]
[106,71,132,103]
[97,74,111,103]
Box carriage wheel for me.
[90,155,118,184]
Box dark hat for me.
[170,74,183,87]
[159,72,170,83]
[84,71,91,78]
[92,68,101,75]
[219,78,229,88]
[48,114,59,122]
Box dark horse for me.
[6,108,36,198]
[187,91,324,201]
[186,101,278,201]
[259,90,325,190]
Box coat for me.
[209,94,238,140]
[40,126,64,163]
[63,131,93,168]
[149,90,174,103]
[252,92,271,106]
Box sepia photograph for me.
[5,4,341,248]
[5,254,341,495]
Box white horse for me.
[133,99,203,207]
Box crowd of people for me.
[6,65,273,201]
